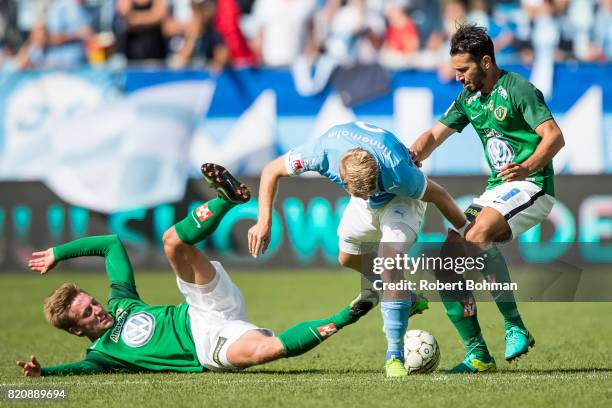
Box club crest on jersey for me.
[494,105,508,121]
[195,204,213,221]
[293,159,303,170]
[317,323,338,339]
[121,312,155,347]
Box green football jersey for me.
[439,70,555,196]
[86,282,204,373]
[43,236,204,375]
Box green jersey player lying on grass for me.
[16,164,375,377]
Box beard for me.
[468,66,487,92]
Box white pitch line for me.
[1,372,609,387]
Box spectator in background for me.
[379,0,420,69]
[115,0,169,62]
[593,0,612,60]
[46,0,92,68]
[164,0,195,55]
[567,0,594,61]
[171,0,229,70]
[251,0,317,67]
[427,0,466,78]
[15,23,49,69]
[214,0,258,66]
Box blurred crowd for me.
[0,0,610,73]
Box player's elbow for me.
[162,228,184,258]
[264,156,288,178]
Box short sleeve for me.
[512,79,553,131]
[284,139,325,176]
[439,97,470,132]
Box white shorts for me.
[469,181,555,240]
[337,196,427,255]
[176,261,271,371]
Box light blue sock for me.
[381,299,412,362]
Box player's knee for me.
[338,252,354,268]
[250,339,283,366]
[465,222,494,243]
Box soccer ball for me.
[403,329,440,374]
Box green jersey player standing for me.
[17,164,374,377]
[410,24,565,373]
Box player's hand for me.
[497,163,530,182]
[28,248,57,275]
[16,355,41,377]
[247,223,271,258]
[409,148,423,168]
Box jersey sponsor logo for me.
[317,323,338,339]
[462,298,476,317]
[465,92,481,105]
[497,86,508,100]
[110,309,129,343]
[195,204,213,222]
[326,129,392,159]
[494,106,508,121]
[486,138,515,171]
[484,129,504,139]
[293,159,303,170]
[121,312,155,347]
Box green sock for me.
[480,247,526,331]
[174,198,236,245]
[277,307,358,358]
[441,294,491,359]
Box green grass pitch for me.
[1,270,611,407]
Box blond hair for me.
[43,283,84,331]
[339,148,379,198]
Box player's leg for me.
[226,300,369,368]
[377,197,427,378]
[437,229,496,373]
[163,163,250,284]
[469,181,554,361]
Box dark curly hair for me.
[450,23,496,64]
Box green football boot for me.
[450,352,496,374]
[505,326,535,362]
[385,356,408,378]
[409,293,429,317]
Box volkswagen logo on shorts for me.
[486,138,515,171]
[121,312,155,347]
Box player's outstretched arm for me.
[17,354,116,376]
[248,156,289,257]
[421,178,468,233]
[409,122,456,167]
[29,236,136,290]
[16,355,41,377]
[498,119,565,182]
[28,249,57,275]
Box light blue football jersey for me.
[284,121,426,208]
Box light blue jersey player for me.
[284,121,427,208]
[249,121,467,377]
